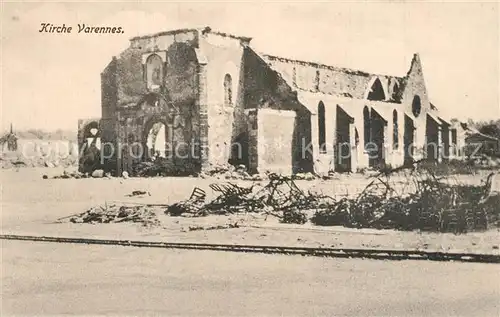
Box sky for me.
[1,1,499,132]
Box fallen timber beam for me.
[1,234,498,264]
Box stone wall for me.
[93,27,450,176]
[243,48,313,174]
[263,55,403,102]
[100,31,203,175]
[199,32,246,166]
[291,53,438,172]
[101,59,118,119]
[257,109,296,175]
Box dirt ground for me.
[2,240,499,316]
[1,167,499,254]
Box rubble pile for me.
[200,163,264,181]
[202,183,265,214]
[311,169,500,233]
[66,205,161,227]
[133,158,173,177]
[1,154,78,169]
[64,160,499,234]
[49,169,112,179]
[166,187,206,216]
[165,167,499,232]
[165,173,334,224]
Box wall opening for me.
[318,102,326,153]
[425,114,439,162]
[393,110,399,150]
[79,120,102,174]
[442,123,450,162]
[412,95,422,117]
[229,132,249,168]
[145,121,167,161]
[335,105,353,172]
[367,78,386,101]
[145,54,164,88]
[82,122,101,151]
[391,81,400,100]
[363,106,371,148]
[369,109,387,169]
[451,129,458,156]
[404,115,415,165]
[223,74,233,107]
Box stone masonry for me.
[79,27,464,176]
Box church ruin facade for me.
[78,27,463,176]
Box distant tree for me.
[461,119,500,138]
[478,121,500,139]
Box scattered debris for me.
[164,173,334,221]
[188,223,240,231]
[202,183,263,214]
[12,161,27,167]
[282,208,308,224]
[293,172,316,181]
[65,161,499,235]
[64,205,160,227]
[166,187,207,216]
[52,170,86,179]
[126,190,150,197]
[310,168,500,233]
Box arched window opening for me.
[393,110,399,149]
[363,106,371,147]
[367,78,386,101]
[146,122,167,160]
[224,74,233,107]
[412,95,422,117]
[83,121,101,151]
[145,54,164,88]
[318,101,326,153]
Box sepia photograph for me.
[1,1,499,316]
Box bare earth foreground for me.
[1,168,500,316]
[1,168,499,254]
[2,240,499,316]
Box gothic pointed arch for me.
[366,77,386,101]
[318,101,326,153]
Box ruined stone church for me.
[78,27,462,176]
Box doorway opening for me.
[404,115,415,166]
[335,105,354,172]
[145,121,167,161]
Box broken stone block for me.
[122,171,129,179]
[240,171,251,178]
[44,161,55,168]
[91,169,104,178]
[252,174,263,181]
[294,173,306,180]
[236,164,247,172]
[304,172,315,181]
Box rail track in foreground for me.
[1,234,499,264]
